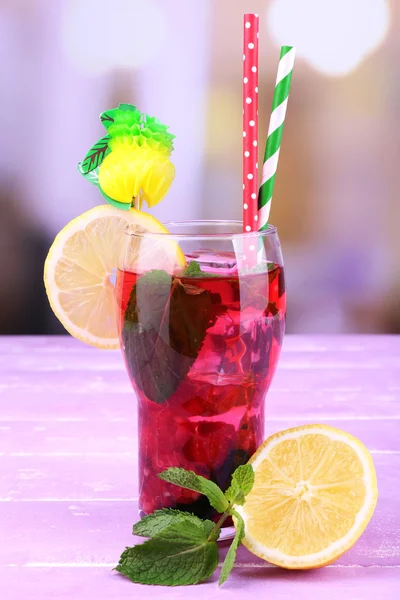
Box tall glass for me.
[116,221,285,521]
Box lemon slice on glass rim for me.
[235,424,378,569]
[44,204,186,349]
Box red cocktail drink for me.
[116,232,285,520]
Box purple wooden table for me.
[0,336,399,599]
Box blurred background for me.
[0,0,399,335]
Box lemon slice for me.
[236,424,378,569]
[44,205,185,349]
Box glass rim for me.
[124,220,278,240]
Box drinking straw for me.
[242,13,259,233]
[258,46,296,230]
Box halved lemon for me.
[236,424,378,569]
[44,204,185,349]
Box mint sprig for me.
[115,464,255,587]
[116,518,219,586]
[159,468,229,514]
[133,508,203,537]
[219,508,245,586]
[225,464,255,506]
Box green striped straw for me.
[258,46,296,230]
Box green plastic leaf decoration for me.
[141,114,175,154]
[119,103,140,112]
[104,106,175,156]
[99,187,130,211]
[219,510,245,586]
[80,135,111,174]
[77,163,100,185]
[158,468,229,514]
[76,164,130,211]
[100,109,118,128]
[133,509,212,538]
[100,103,140,129]
[115,519,219,586]
[109,106,141,132]
[79,104,176,210]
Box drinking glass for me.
[115,221,285,523]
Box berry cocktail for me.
[116,222,285,519]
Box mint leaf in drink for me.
[225,464,255,505]
[182,260,219,278]
[124,270,171,328]
[267,301,279,317]
[123,270,226,404]
[159,468,229,514]
[182,260,203,277]
[219,509,245,586]
[116,518,219,586]
[239,261,277,276]
[133,508,207,537]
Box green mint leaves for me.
[115,464,255,588]
[133,508,203,537]
[225,464,255,506]
[159,468,229,514]
[116,518,219,586]
[79,135,111,174]
[182,260,220,278]
[122,269,226,404]
[239,261,277,275]
[219,509,245,586]
[182,260,203,277]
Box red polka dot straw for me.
[243,13,259,233]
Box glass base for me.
[217,525,235,542]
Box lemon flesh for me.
[236,424,378,569]
[44,205,185,348]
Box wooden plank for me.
[0,419,399,456]
[0,565,398,600]
[1,388,400,420]
[0,453,397,502]
[0,497,398,567]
